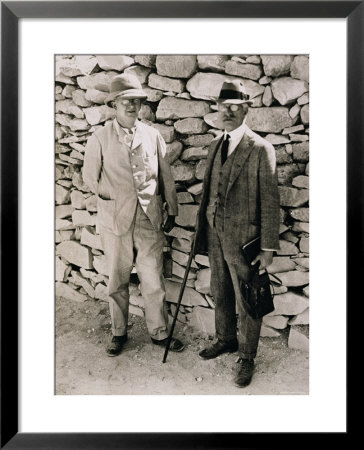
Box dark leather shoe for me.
[199,339,238,360]
[234,358,254,387]
[106,335,127,357]
[151,337,185,352]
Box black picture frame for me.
[1,1,358,448]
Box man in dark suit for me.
[194,80,280,387]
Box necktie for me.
[221,134,230,165]
[121,127,135,147]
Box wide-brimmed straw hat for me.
[216,80,253,105]
[105,73,148,106]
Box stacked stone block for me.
[55,54,309,351]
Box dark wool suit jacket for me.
[193,126,280,262]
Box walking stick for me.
[162,238,195,363]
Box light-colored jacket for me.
[83,119,178,235]
[194,126,280,260]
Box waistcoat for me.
[206,141,236,229]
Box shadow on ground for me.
[56,296,309,395]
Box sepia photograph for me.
[55,53,310,396]
[1,0,353,444]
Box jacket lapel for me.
[198,134,224,217]
[226,129,256,195]
[205,134,224,179]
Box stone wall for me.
[55,54,309,352]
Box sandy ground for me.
[55,295,309,395]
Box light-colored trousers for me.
[100,203,169,340]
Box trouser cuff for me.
[112,327,127,337]
[237,350,257,360]
[149,329,169,340]
[216,333,238,344]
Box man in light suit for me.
[83,73,184,356]
[194,80,280,387]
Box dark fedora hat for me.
[217,79,253,105]
[105,73,148,106]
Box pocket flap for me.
[97,196,116,230]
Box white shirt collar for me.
[121,125,136,136]
[224,119,247,156]
[113,118,138,147]
[113,118,137,136]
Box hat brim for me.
[105,89,148,106]
[218,98,254,105]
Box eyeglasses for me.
[115,98,142,106]
[217,103,241,112]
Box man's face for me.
[113,97,142,127]
[217,102,248,132]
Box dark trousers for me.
[208,225,262,360]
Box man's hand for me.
[251,250,273,272]
[163,215,176,233]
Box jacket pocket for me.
[247,221,259,241]
[145,194,163,230]
[97,196,116,231]
[142,154,158,179]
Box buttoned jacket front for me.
[83,119,178,235]
[194,126,280,262]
